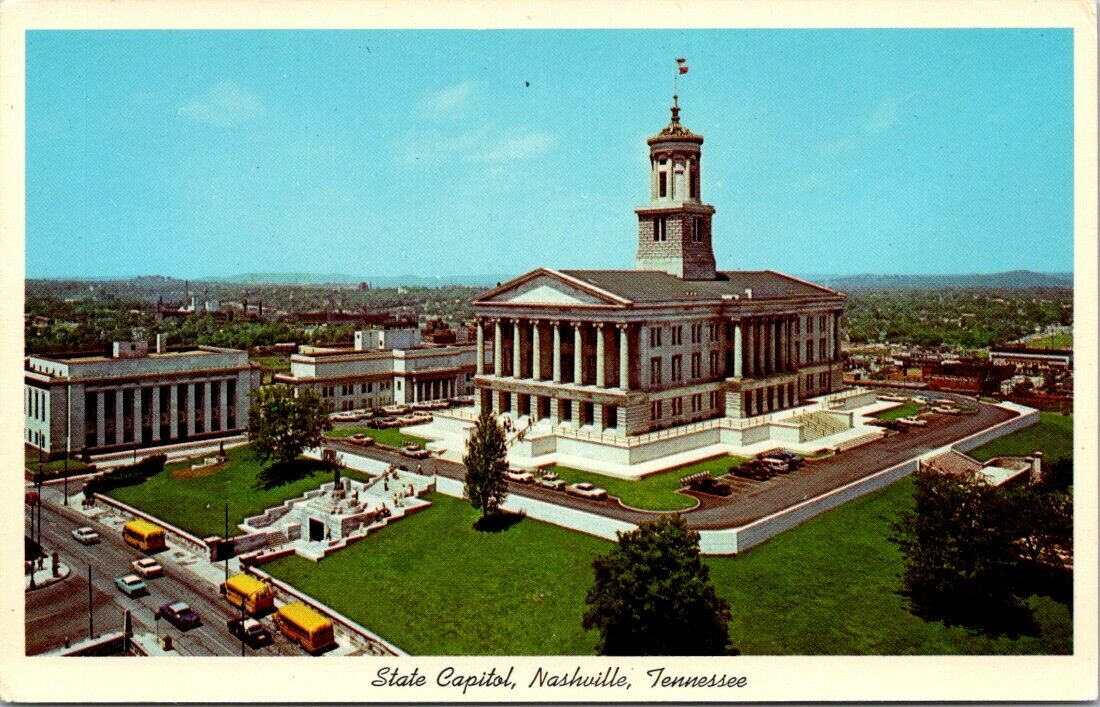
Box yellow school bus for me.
[122,519,167,553]
[222,573,275,616]
[275,602,336,654]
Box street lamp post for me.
[223,502,230,584]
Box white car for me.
[71,527,100,545]
[896,416,928,427]
[535,472,565,491]
[912,396,930,405]
[504,469,534,484]
[566,482,608,501]
[932,405,960,415]
[131,557,164,579]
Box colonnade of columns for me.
[87,377,237,449]
[405,375,463,403]
[729,314,801,380]
[477,318,631,391]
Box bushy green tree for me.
[462,409,508,520]
[583,515,735,655]
[247,386,332,466]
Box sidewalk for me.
[25,561,71,591]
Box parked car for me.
[227,617,273,648]
[114,574,148,597]
[401,443,430,460]
[371,416,401,429]
[896,416,928,427]
[504,469,534,484]
[158,601,201,630]
[131,557,163,579]
[759,457,791,473]
[878,394,907,402]
[566,482,608,501]
[690,476,733,496]
[348,433,375,447]
[733,460,774,481]
[381,404,410,416]
[932,405,960,415]
[71,526,100,545]
[535,471,565,491]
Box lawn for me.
[327,425,428,448]
[968,412,1073,465]
[250,354,291,384]
[24,449,94,477]
[107,444,369,538]
[1027,332,1072,350]
[548,455,746,511]
[264,492,611,655]
[874,401,923,421]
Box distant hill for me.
[814,270,1073,291]
[208,272,506,287]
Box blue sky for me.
[26,29,1073,279]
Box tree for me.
[891,468,1018,622]
[462,408,508,520]
[247,386,333,466]
[583,515,734,655]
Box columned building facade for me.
[471,98,845,437]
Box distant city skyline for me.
[27,29,1073,279]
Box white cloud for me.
[864,91,918,134]
[178,80,263,126]
[418,82,475,119]
[399,126,556,167]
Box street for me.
[25,498,299,656]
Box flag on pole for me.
[676,57,689,74]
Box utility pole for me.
[35,468,42,549]
[224,502,230,584]
[87,563,94,639]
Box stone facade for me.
[24,343,260,457]
[470,98,847,439]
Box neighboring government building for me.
[24,338,261,458]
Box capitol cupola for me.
[635,95,717,280]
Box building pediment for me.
[474,269,630,307]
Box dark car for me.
[158,601,201,630]
[227,617,273,648]
[733,460,774,481]
[693,477,733,496]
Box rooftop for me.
[558,269,841,303]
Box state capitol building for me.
[471,97,848,448]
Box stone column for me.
[133,387,143,444]
[150,385,161,442]
[725,390,743,419]
[95,391,105,447]
[549,397,560,425]
[186,383,196,437]
[834,311,842,360]
[531,321,541,381]
[219,379,229,431]
[778,383,786,409]
[786,317,794,372]
[512,318,522,377]
[778,317,787,372]
[765,316,774,375]
[593,404,604,431]
[168,385,179,439]
[618,324,630,390]
[493,319,502,376]
[202,381,212,434]
[475,320,485,375]
[573,322,583,385]
[595,323,606,387]
[552,321,562,383]
[114,390,125,445]
[732,320,743,378]
[616,405,627,436]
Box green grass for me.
[24,450,94,477]
[327,426,428,448]
[548,456,745,511]
[264,492,611,655]
[706,477,1071,655]
[251,354,291,384]
[968,412,1073,464]
[874,401,923,421]
[107,444,369,538]
[1026,332,1072,350]
[262,479,1071,655]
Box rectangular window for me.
[659,172,668,198]
[819,338,827,361]
[672,397,683,416]
[653,217,667,242]
[689,169,698,199]
[671,355,682,381]
[709,350,720,375]
[807,316,814,333]
[806,340,814,363]
[691,352,701,378]
[691,216,703,243]
[806,374,814,391]
[819,314,827,331]
[819,372,828,389]
[671,326,683,346]
[649,326,663,348]
[650,400,663,421]
[649,357,663,385]
[709,390,718,409]
[690,393,702,413]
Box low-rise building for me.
[275,328,477,409]
[24,338,261,458]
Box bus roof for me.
[124,519,164,536]
[226,573,267,596]
[278,602,331,633]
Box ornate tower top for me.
[635,96,717,280]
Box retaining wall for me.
[92,494,208,555]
